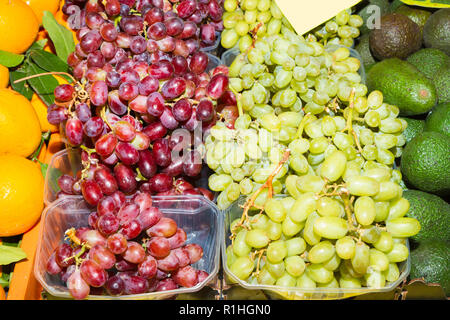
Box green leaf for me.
[48,167,63,195]
[27,63,59,106]
[42,10,75,63]
[0,274,9,288]
[42,130,52,141]
[0,240,21,248]
[29,49,68,73]
[9,69,33,100]
[0,50,24,68]
[30,132,48,161]
[0,245,27,265]
[29,39,49,51]
[40,162,49,179]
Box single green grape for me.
[313,216,348,240]
[230,256,255,280]
[305,263,334,284]
[233,229,252,257]
[282,215,305,237]
[351,242,370,275]
[257,266,277,285]
[285,256,306,277]
[308,241,335,264]
[335,236,356,260]
[296,273,317,288]
[369,248,390,272]
[267,240,288,264]
[316,197,343,217]
[386,218,421,238]
[245,229,270,248]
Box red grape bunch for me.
[62,0,224,51]
[47,0,239,207]
[46,191,210,299]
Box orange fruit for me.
[31,93,59,133]
[24,0,60,24]
[0,0,39,54]
[0,88,42,157]
[0,286,5,300]
[0,65,9,88]
[0,154,44,237]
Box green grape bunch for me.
[311,9,364,48]
[207,29,406,210]
[221,0,286,51]
[205,21,420,291]
[221,0,364,51]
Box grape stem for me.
[135,168,148,182]
[65,227,92,249]
[231,149,290,235]
[79,145,99,181]
[80,144,96,154]
[327,97,339,114]
[246,22,263,55]
[341,191,358,232]
[341,88,363,154]
[251,249,266,277]
[316,178,347,199]
[100,106,114,131]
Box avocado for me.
[406,48,450,81]
[410,240,450,296]
[404,190,450,242]
[395,5,432,32]
[423,8,450,55]
[400,131,450,196]
[367,58,438,116]
[401,117,425,143]
[424,102,450,136]
[355,34,377,68]
[433,65,450,104]
[369,13,422,60]
[357,0,390,35]
[365,63,376,73]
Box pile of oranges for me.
[0,0,70,238]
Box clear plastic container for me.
[43,148,83,207]
[44,148,218,206]
[34,195,222,300]
[222,196,411,300]
[221,48,240,68]
[206,52,222,72]
[221,45,366,84]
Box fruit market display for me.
[0,0,448,300]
